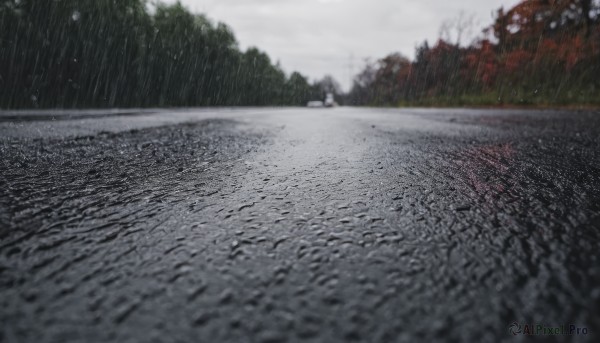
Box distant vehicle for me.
[324,93,336,107]
[307,101,324,108]
[307,93,337,108]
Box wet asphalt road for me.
[1,107,599,342]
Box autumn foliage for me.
[349,0,600,106]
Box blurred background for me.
[1,0,599,108]
[158,0,522,92]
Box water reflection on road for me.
[1,108,599,342]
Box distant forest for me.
[347,0,600,107]
[0,0,337,108]
[3,1,599,109]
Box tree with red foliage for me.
[348,0,600,106]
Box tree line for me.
[347,0,600,107]
[0,0,331,108]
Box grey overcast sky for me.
[163,0,521,90]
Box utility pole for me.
[347,53,355,92]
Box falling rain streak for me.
[0,0,335,108]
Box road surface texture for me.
[1,108,599,342]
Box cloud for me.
[163,0,522,90]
